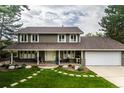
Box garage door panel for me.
[86,52,121,65]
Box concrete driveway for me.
[87,66,124,88]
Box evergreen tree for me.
[99,5,124,43]
[0,5,29,40]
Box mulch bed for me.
[0,67,9,72]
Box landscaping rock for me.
[8,65,15,70]
[63,65,68,68]
[0,63,3,67]
[25,65,32,69]
[74,66,79,70]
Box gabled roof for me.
[15,27,83,34]
[4,37,124,51]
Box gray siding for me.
[39,34,57,43]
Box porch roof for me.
[4,37,124,51]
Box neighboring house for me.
[4,27,124,66]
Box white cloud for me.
[21,5,106,34]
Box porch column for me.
[81,51,85,66]
[10,51,13,64]
[58,50,60,65]
[37,51,40,65]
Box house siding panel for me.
[39,34,57,43]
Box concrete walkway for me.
[87,66,124,88]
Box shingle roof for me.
[4,37,124,51]
[15,27,83,34]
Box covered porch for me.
[9,50,85,66]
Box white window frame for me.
[20,34,28,43]
[63,51,75,59]
[69,34,78,43]
[57,34,66,43]
[31,34,39,43]
[19,51,36,59]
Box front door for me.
[45,51,56,61]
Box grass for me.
[0,67,117,88]
[55,67,96,75]
[0,67,39,87]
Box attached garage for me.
[85,52,121,66]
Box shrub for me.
[68,64,72,67]
[77,66,84,71]
[58,65,63,68]
[21,64,27,68]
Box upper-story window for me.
[31,34,39,42]
[58,35,66,43]
[69,34,78,42]
[20,34,28,42]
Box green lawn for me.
[0,67,117,88]
[0,67,39,87]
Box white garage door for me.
[86,52,121,65]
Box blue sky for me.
[21,5,106,34]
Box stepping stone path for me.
[83,75,88,77]
[75,75,81,77]
[6,69,43,88]
[96,75,101,77]
[27,76,33,79]
[51,68,54,70]
[63,72,68,75]
[10,82,18,87]
[20,79,27,83]
[69,74,74,76]
[3,86,7,88]
[40,69,44,71]
[37,71,41,73]
[52,69,99,78]
[58,71,62,73]
[89,75,95,77]
[54,70,57,72]
[32,73,38,76]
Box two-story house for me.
[4,27,124,66]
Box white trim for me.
[31,34,39,43]
[69,34,78,43]
[10,52,13,64]
[37,51,39,65]
[58,50,60,65]
[57,34,66,43]
[20,34,28,43]
[5,49,124,51]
